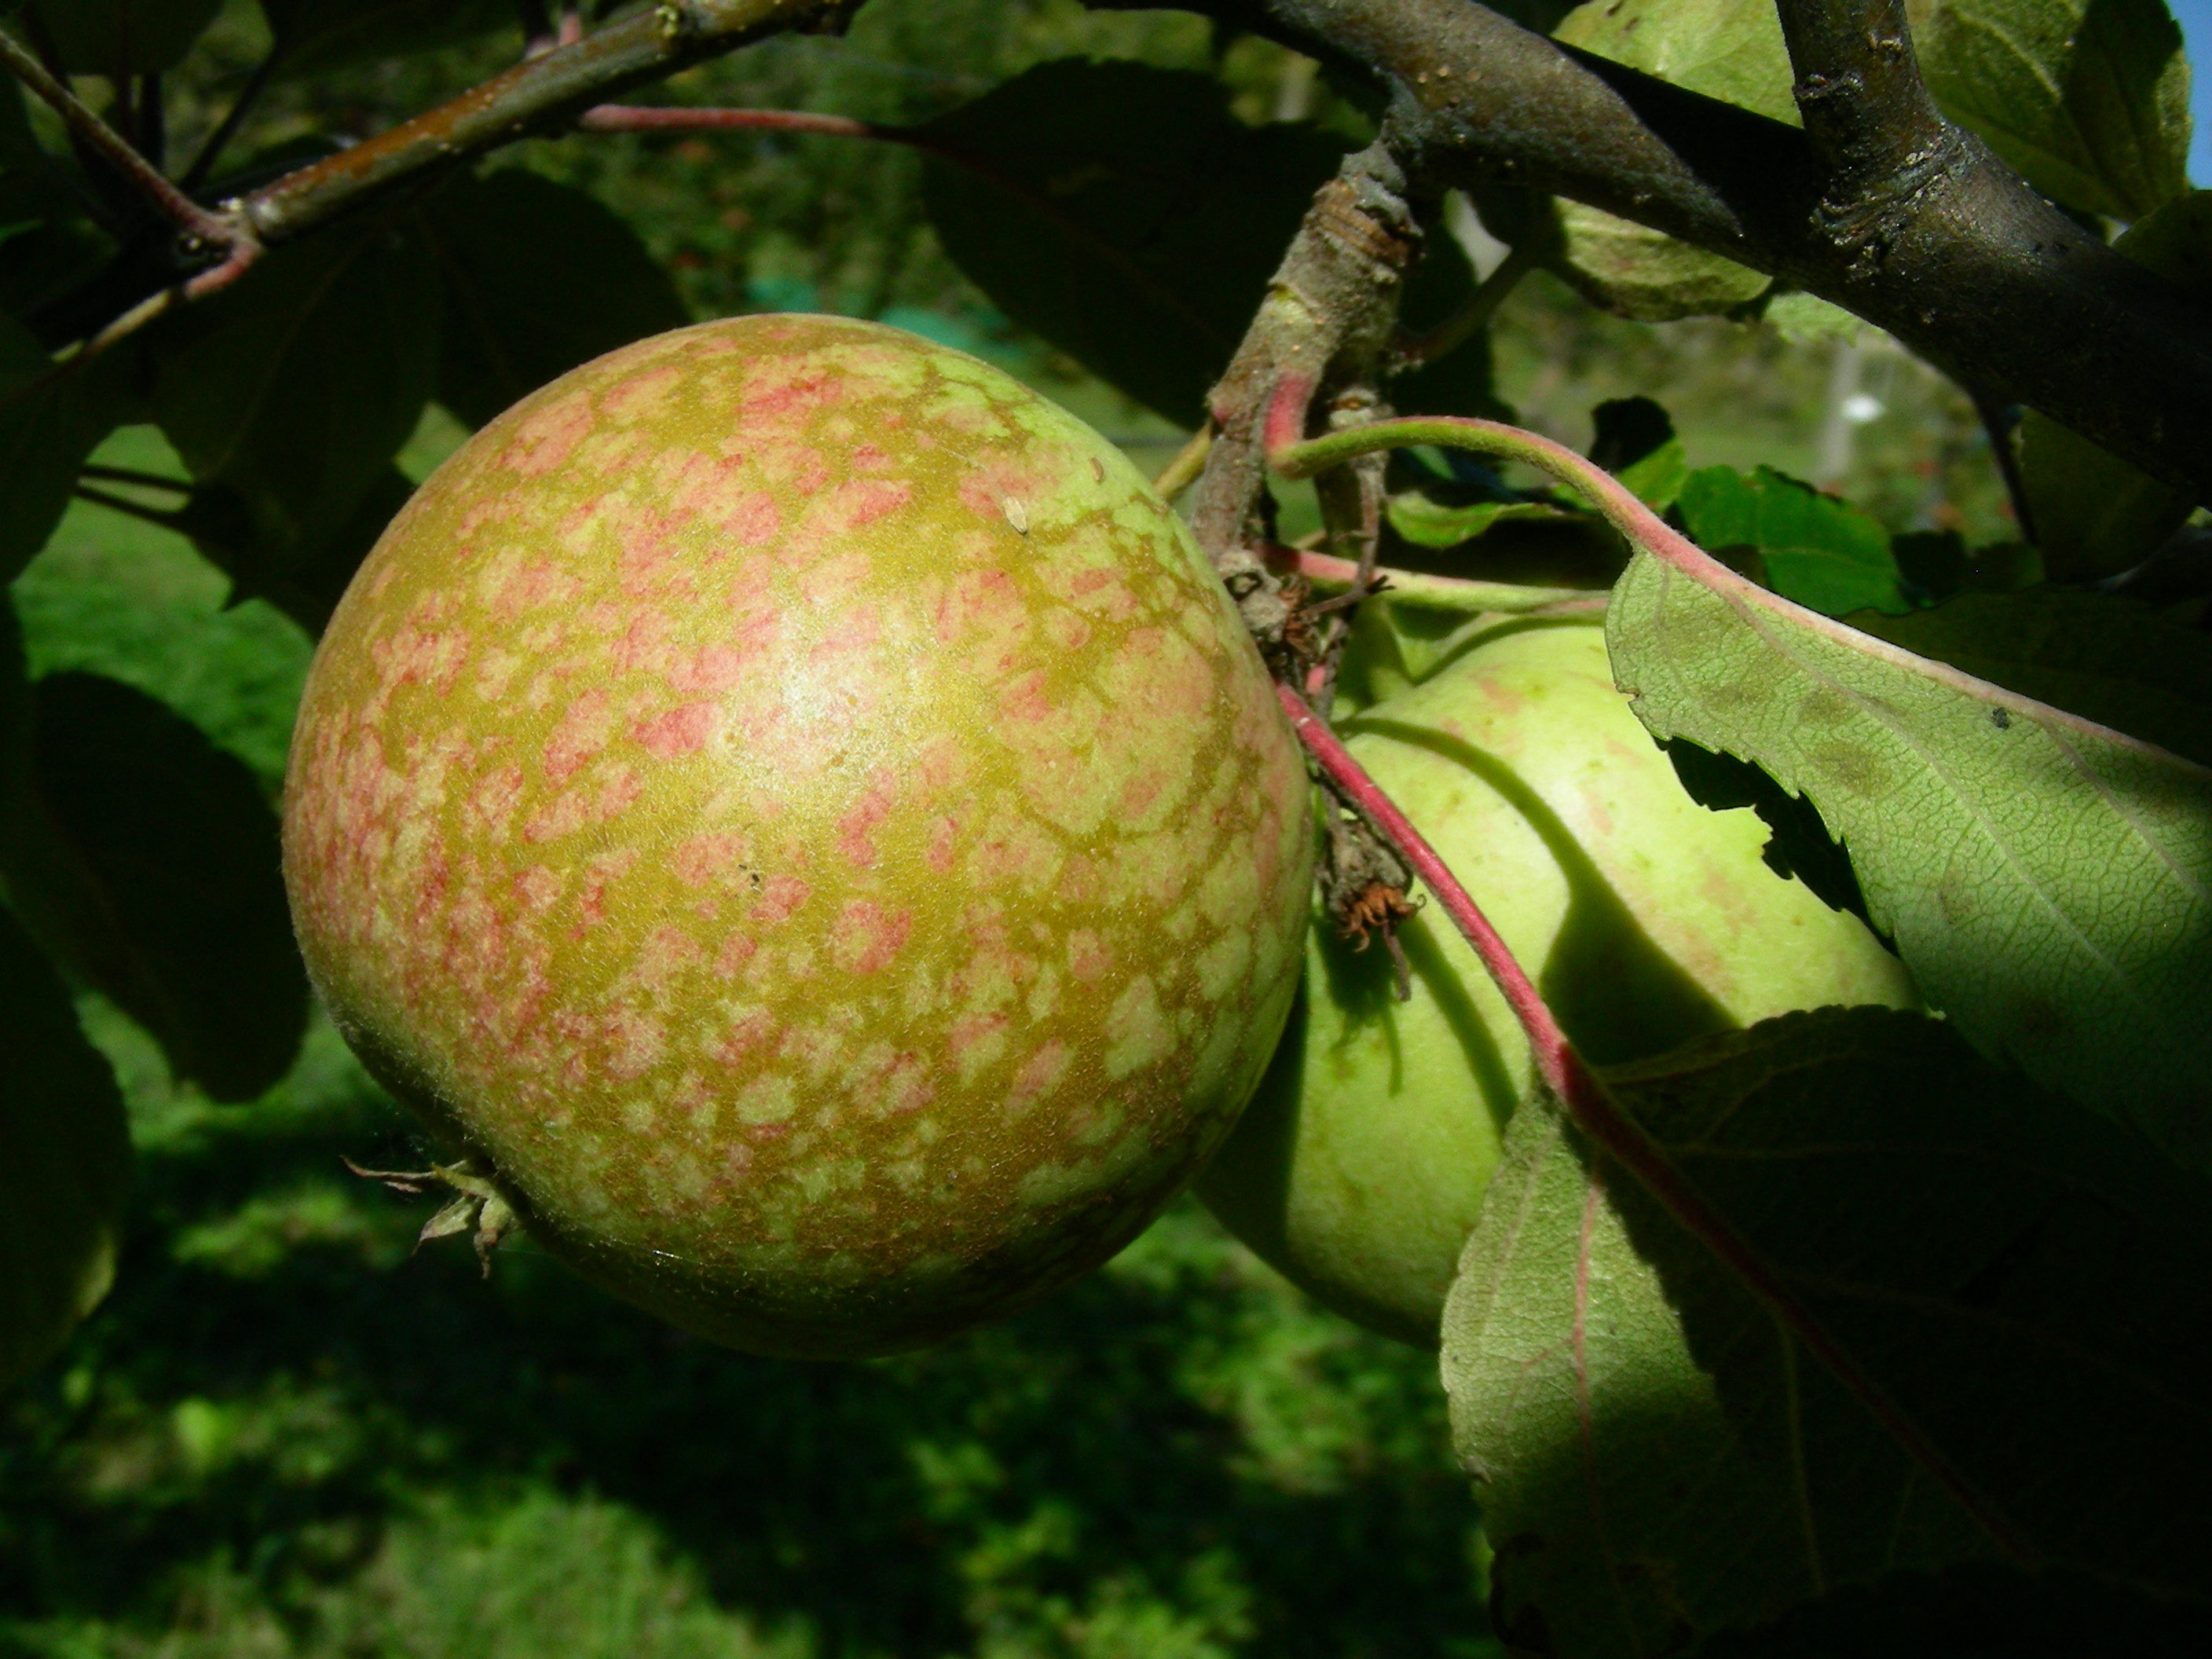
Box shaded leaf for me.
[920,60,1347,425]
[1588,397,1686,510]
[170,466,413,635]
[1606,544,2212,1163]
[419,168,689,429]
[2018,191,2211,581]
[1545,0,1791,319]
[3,672,306,1101]
[1442,1007,2212,1658]
[1390,225,1512,423]
[0,900,130,1390]
[1386,493,1569,550]
[150,210,440,565]
[1676,464,1912,614]
[31,0,224,75]
[1910,0,2191,222]
[258,0,515,75]
[1846,586,2212,767]
[0,310,119,584]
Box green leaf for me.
[1441,1007,2212,1657]
[0,900,130,1390]
[150,210,441,565]
[0,311,119,584]
[1386,494,1569,550]
[1606,545,2212,1165]
[258,0,515,75]
[170,466,413,636]
[1544,0,1790,319]
[920,60,1348,425]
[1588,396,1686,510]
[1846,586,2212,767]
[2018,192,2212,582]
[1910,0,2192,222]
[2,672,306,1101]
[28,0,225,74]
[1676,465,1912,615]
[419,169,690,430]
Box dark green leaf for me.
[0,900,130,1390]
[150,210,440,565]
[1910,0,2191,222]
[1588,396,1686,509]
[2019,192,2211,581]
[920,60,1348,425]
[1442,1007,2212,1657]
[0,311,119,583]
[420,169,690,430]
[1846,586,2212,767]
[1607,547,2212,1164]
[1390,229,1511,423]
[172,466,412,635]
[4,672,306,1101]
[29,0,224,75]
[258,0,515,76]
[1677,464,1911,615]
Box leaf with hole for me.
[1442,1006,2212,1658]
[920,59,1348,425]
[1606,542,2212,1163]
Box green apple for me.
[1198,616,1918,1346]
[283,315,1313,1359]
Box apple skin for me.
[282,316,1313,1358]
[1198,617,1918,1347]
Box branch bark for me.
[1106,0,2212,504]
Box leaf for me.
[1588,397,1686,511]
[419,169,690,430]
[1544,0,1792,320]
[0,901,130,1390]
[1386,493,1569,550]
[1676,465,1913,615]
[2017,192,2212,581]
[1909,0,2191,222]
[150,209,441,562]
[1441,1006,2212,1658]
[0,311,119,584]
[1391,226,1514,423]
[1846,586,2212,767]
[2,672,306,1101]
[31,0,225,75]
[170,466,413,636]
[1606,543,2212,1165]
[258,0,515,75]
[919,60,1349,425]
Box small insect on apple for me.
[283,316,1314,1358]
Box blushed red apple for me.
[282,316,1313,1358]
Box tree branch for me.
[240,0,862,248]
[1106,0,2212,504]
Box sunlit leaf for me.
[1675,464,1912,615]
[1606,544,2212,1163]
[1442,1007,2212,1657]
[1910,0,2191,222]
[419,169,690,430]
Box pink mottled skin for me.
[283,316,1313,1358]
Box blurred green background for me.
[4,2,2023,1654]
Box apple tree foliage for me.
[1,1,2210,1654]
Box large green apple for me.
[282,315,1313,1358]
[1198,617,1918,1346]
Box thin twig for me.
[1966,383,2037,544]
[1151,425,1214,498]
[1393,235,1539,371]
[181,48,284,192]
[79,463,191,494]
[0,26,235,247]
[577,104,888,139]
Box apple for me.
[282,315,1313,1359]
[1197,617,1919,1347]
